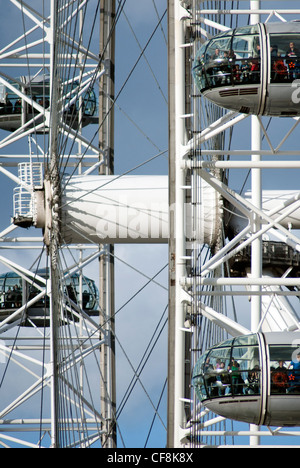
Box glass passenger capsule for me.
[0,75,98,132]
[193,22,300,116]
[0,268,99,327]
[192,332,300,426]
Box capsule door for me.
[264,28,300,116]
[264,336,300,426]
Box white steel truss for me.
[169,0,300,448]
[0,0,113,448]
[0,0,170,449]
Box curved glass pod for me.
[0,269,99,326]
[192,332,300,426]
[193,22,300,116]
[0,75,98,132]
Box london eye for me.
[1,0,300,450]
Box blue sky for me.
[108,0,169,447]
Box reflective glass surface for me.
[270,34,300,83]
[0,80,97,117]
[193,28,300,91]
[193,30,260,91]
[269,344,300,394]
[192,336,260,401]
[0,271,99,312]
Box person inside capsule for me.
[285,41,300,79]
[193,27,300,91]
[271,360,289,394]
[287,353,300,393]
[192,336,262,400]
[269,346,300,394]
[193,336,300,402]
[193,28,262,89]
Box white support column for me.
[168,0,189,448]
[251,115,262,332]
[174,1,186,447]
[250,0,262,333]
[49,0,60,449]
[250,0,261,447]
[99,0,116,448]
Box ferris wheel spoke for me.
[0,223,19,238]
[0,254,46,285]
[197,301,251,337]
[0,291,46,332]
[0,0,117,448]
[0,122,46,150]
[9,0,47,28]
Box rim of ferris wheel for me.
[0,0,122,449]
[193,21,300,116]
[192,331,300,427]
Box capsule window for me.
[2,277,22,309]
[269,344,300,394]
[192,352,210,400]
[230,345,260,396]
[234,25,259,36]
[63,275,98,310]
[193,43,208,90]
[270,34,300,83]
[230,34,260,85]
[231,35,259,59]
[193,32,261,91]
[233,334,258,346]
[0,90,16,116]
[205,37,232,59]
[204,36,233,88]
[204,347,232,398]
[0,84,5,104]
[192,339,261,401]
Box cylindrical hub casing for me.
[59,174,223,245]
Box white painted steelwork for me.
[0,0,111,449]
[29,173,222,245]
[60,175,169,244]
[171,0,300,449]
